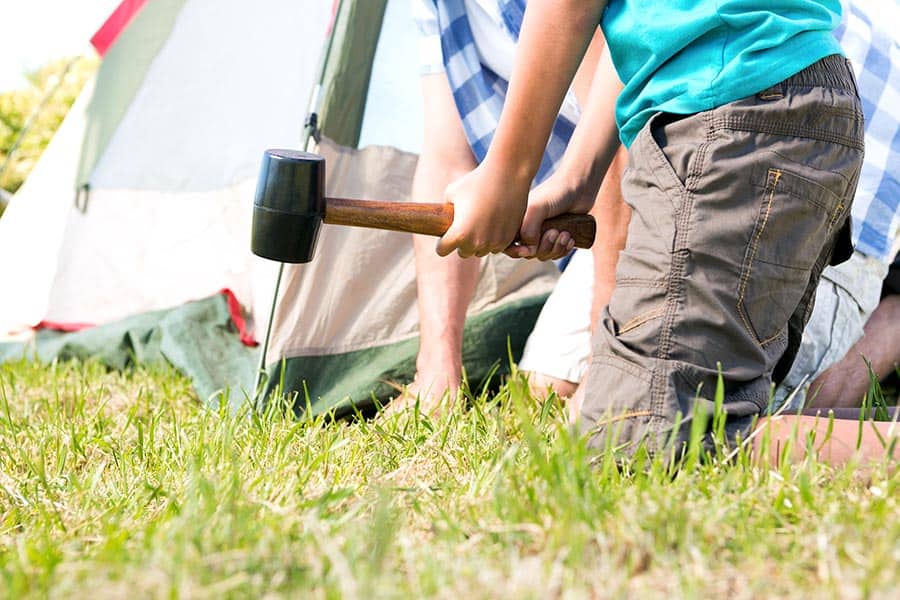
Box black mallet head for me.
[251,149,325,264]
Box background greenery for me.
[0,56,97,215]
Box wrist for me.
[482,153,536,193]
[557,153,602,196]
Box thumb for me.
[435,231,454,257]
[520,198,551,248]
[435,223,464,257]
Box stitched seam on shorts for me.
[650,111,712,449]
[588,411,654,433]
[592,354,652,382]
[616,278,668,288]
[752,147,853,205]
[710,117,863,151]
[619,306,666,334]
[750,173,843,218]
[656,118,709,361]
[829,200,845,230]
[656,188,690,358]
[752,95,861,120]
[737,168,782,346]
[755,258,812,271]
[759,178,835,213]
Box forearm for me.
[559,45,623,197]
[413,73,480,357]
[485,0,607,184]
[808,295,900,408]
[515,40,626,257]
[571,28,606,110]
[412,137,479,344]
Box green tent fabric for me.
[0,294,259,409]
[1,292,549,417]
[318,0,388,148]
[262,294,548,418]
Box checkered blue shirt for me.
[837,0,900,264]
[412,0,575,185]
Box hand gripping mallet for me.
[250,149,596,263]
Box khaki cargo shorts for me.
[581,55,865,456]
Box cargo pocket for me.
[737,160,847,345]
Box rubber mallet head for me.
[251,148,597,264]
[251,149,325,264]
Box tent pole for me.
[252,0,348,407]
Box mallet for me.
[251,149,596,263]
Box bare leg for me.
[802,407,899,420]
[410,236,479,403]
[807,294,900,408]
[754,414,898,468]
[565,147,630,422]
[390,73,479,412]
[527,375,579,400]
[588,147,630,327]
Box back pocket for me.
[737,160,847,345]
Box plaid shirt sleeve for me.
[412,0,445,75]
[837,0,900,264]
[410,0,574,184]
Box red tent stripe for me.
[34,320,93,333]
[34,290,258,347]
[327,0,340,36]
[90,0,150,56]
[220,288,258,347]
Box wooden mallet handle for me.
[323,198,595,249]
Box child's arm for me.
[436,0,608,258]
[516,46,623,257]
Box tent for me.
[0,0,559,414]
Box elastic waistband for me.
[780,54,858,94]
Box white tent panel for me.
[0,79,97,333]
[91,0,332,192]
[0,0,334,333]
[43,182,256,325]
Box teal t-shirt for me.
[601,0,844,147]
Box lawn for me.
[0,359,897,598]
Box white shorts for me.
[518,248,593,382]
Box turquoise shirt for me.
[601,0,844,147]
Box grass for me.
[0,359,897,598]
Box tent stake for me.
[253,262,284,409]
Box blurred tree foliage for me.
[0,56,98,210]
